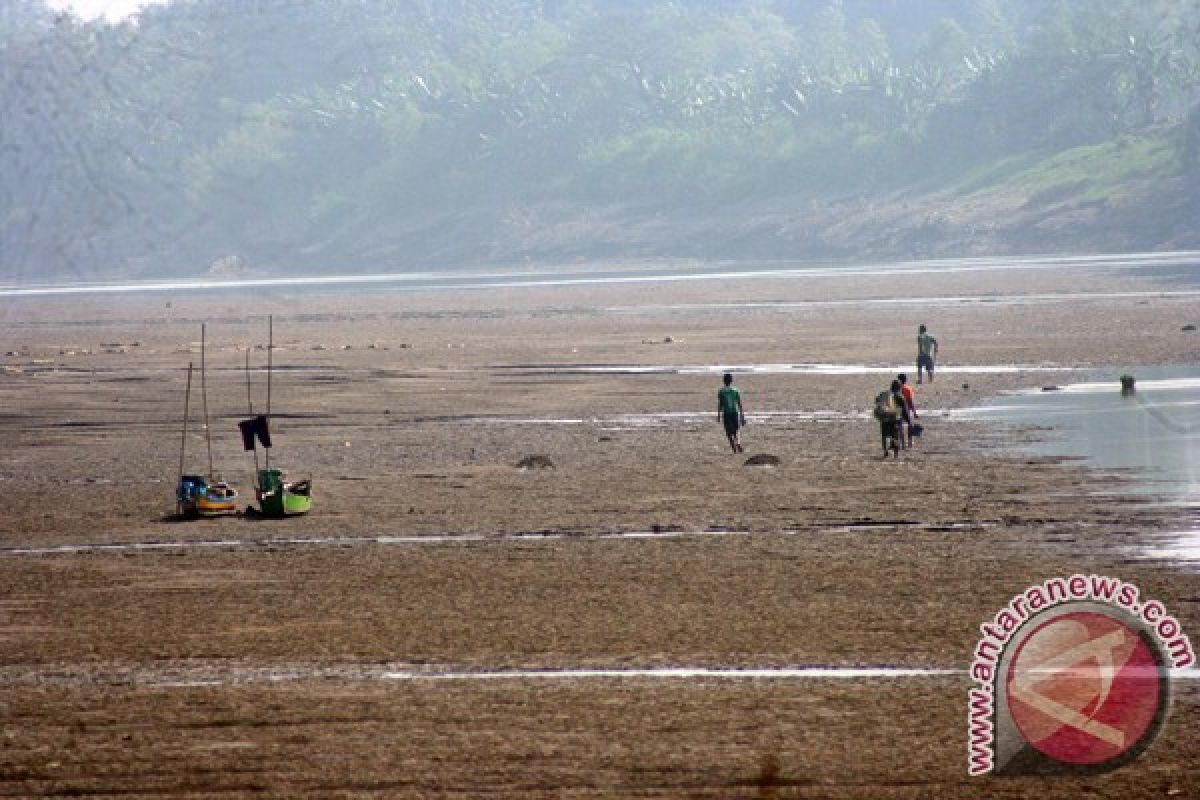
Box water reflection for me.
[492,362,1078,376]
[1139,530,1200,563]
[2,250,1198,298]
[961,376,1199,501]
[962,374,1200,567]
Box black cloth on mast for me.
[238,416,272,450]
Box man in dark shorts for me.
[916,324,938,384]
[874,380,906,458]
[717,372,746,453]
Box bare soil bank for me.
[294,177,1200,272]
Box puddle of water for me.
[492,363,1079,377]
[459,409,868,431]
[383,666,957,681]
[5,521,1017,558]
[1,539,251,556]
[0,662,960,690]
[6,661,1197,691]
[4,659,1194,690]
[1136,529,1200,563]
[609,290,1200,314]
[1005,377,1200,395]
[0,529,761,557]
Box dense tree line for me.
[2,0,1198,279]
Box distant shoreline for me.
[3,250,1198,299]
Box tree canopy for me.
[2,0,1198,280]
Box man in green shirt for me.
[717,372,746,453]
[916,324,938,384]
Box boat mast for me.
[265,315,273,471]
[178,362,193,516]
[245,346,260,477]
[201,323,214,479]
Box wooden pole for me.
[266,315,273,417]
[245,347,259,481]
[245,346,254,415]
[265,315,273,471]
[201,323,214,479]
[178,362,193,516]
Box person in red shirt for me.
[897,373,918,447]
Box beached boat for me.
[177,474,239,517]
[196,480,239,516]
[176,473,205,516]
[244,316,314,517]
[175,325,240,518]
[257,468,312,516]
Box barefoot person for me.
[897,373,917,447]
[717,372,746,453]
[916,324,938,384]
[873,380,906,458]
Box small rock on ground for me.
[515,454,555,470]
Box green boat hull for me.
[257,468,312,516]
[259,489,312,516]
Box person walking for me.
[873,380,906,458]
[717,372,746,453]
[916,324,938,384]
[897,373,917,447]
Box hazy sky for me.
[45,0,170,22]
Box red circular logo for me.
[1005,610,1164,766]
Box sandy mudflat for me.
[1,261,1198,797]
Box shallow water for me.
[1,521,999,558]
[458,409,867,431]
[2,250,1198,298]
[1,657,1193,690]
[0,661,963,690]
[386,666,957,681]
[1139,530,1200,563]
[0,529,756,557]
[958,375,1200,500]
[491,362,1079,377]
[961,373,1200,567]
[610,289,1200,314]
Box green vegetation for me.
[1015,135,1178,203]
[957,132,1179,203]
[1,0,1198,279]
